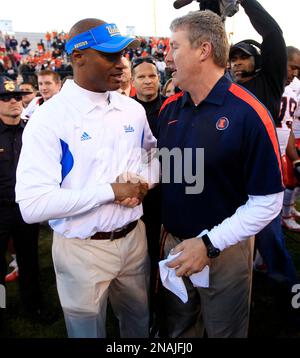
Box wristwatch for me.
[200,234,221,258]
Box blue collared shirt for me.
[158,75,283,239]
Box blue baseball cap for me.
[66,23,140,55]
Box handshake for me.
[111,172,149,208]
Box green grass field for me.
[1,223,300,338]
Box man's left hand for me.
[167,237,210,277]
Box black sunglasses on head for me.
[0,95,23,102]
[131,57,156,70]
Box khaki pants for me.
[159,232,254,338]
[52,220,150,338]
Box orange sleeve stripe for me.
[159,91,184,114]
[229,83,283,184]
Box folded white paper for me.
[159,251,210,303]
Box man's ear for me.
[71,49,85,67]
[199,41,212,62]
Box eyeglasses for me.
[0,95,23,102]
[131,56,157,70]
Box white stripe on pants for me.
[52,220,150,338]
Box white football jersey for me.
[290,77,300,138]
[288,76,300,97]
[277,84,298,154]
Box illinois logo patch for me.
[216,117,229,131]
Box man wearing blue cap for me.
[16,19,159,338]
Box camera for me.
[199,0,221,15]
[173,0,239,19]
[199,0,240,19]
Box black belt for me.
[90,220,138,241]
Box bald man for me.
[16,18,158,338]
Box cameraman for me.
[229,0,286,122]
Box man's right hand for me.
[110,182,149,208]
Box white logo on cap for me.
[74,41,88,49]
[106,25,120,37]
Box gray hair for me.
[170,10,229,68]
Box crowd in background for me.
[0,30,170,89]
